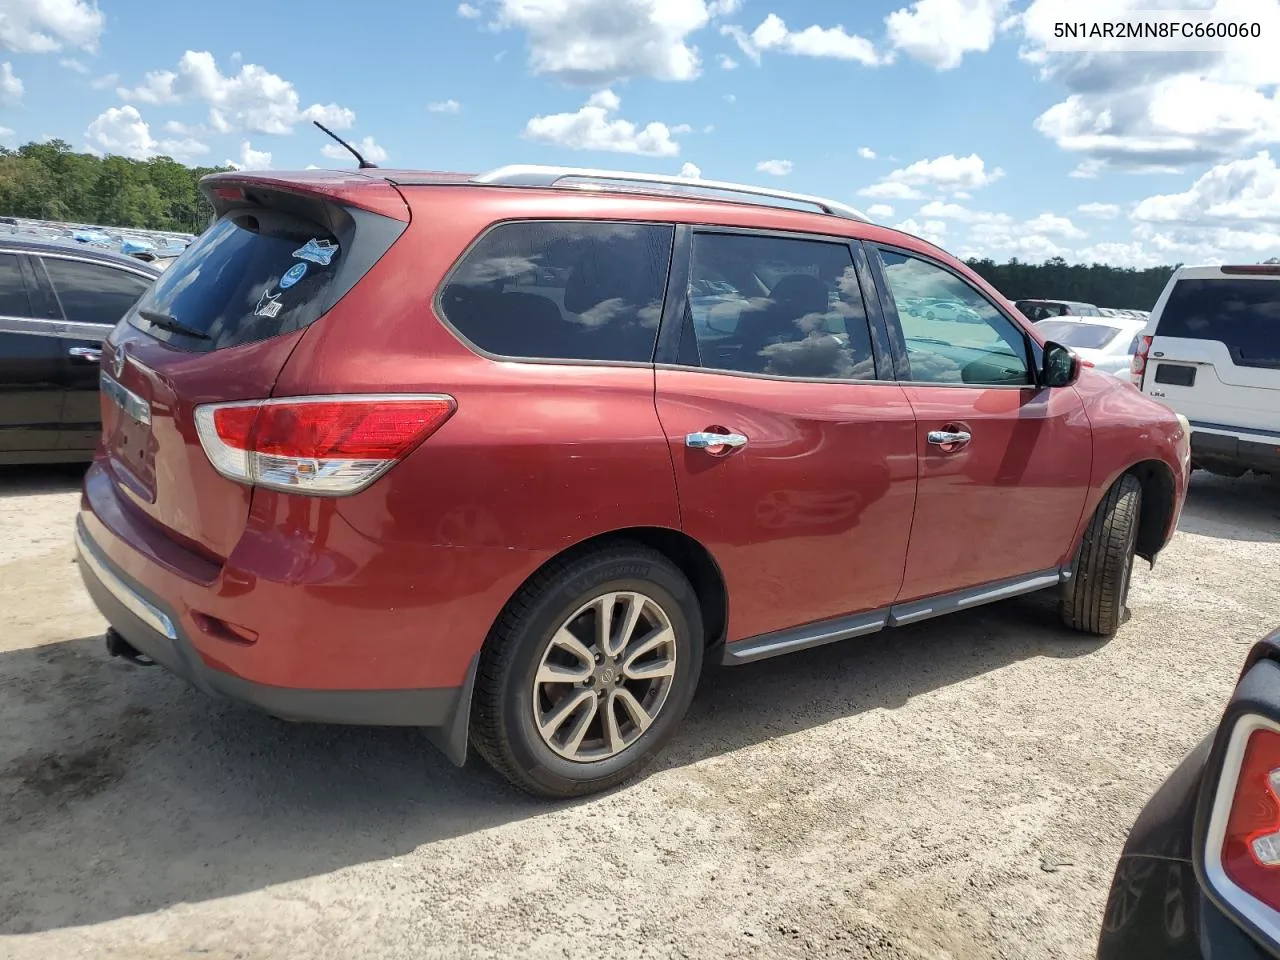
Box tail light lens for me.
[1130,335,1152,386]
[1223,725,1280,912]
[1204,715,1280,941]
[194,394,456,495]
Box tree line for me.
[0,140,224,234]
[0,140,1179,308]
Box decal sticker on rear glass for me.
[280,262,308,289]
[292,238,339,266]
[255,290,284,319]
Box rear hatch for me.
[1143,268,1280,434]
[98,174,408,562]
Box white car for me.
[1034,316,1149,379]
[1132,263,1280,478]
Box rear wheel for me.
[1060,474,1143,636]
[470,543,703,798]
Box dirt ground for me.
[1,466,1277,960]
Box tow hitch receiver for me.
[105,628,155,667]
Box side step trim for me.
[722,567,1065,666]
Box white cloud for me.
[457,2,481,16]
[84,105,209,162]
[867,203,895,218]
[1074,241,1164,268]
[0,0,103,54]
[225,140,272,170]
[918,200,1011,223]
[1023,212,1086,238]
[858,146,876,159]
[321,135,389,164]
[90,71,117,90]
[117,51,355,136]
[726,13,885,66]
[885,0,1011,70]
[1077,202,1120,218]
[1017,0,1280,174]
[428,99,461,114]
[894,217,948,245]
[523,89,681,156]
[59,56,87,73]
[0,61,21,105]
[494,0,739,85]
[0,126,14,146]
[718,53,738,69]
[882,153,1004,192]
[723,93,736,103]
[702,124,715,133]
[858,181,924,200]
[1132,151,1280,225]
[679,161,702,178]
[671,123,693,134]
[756,159,793,176]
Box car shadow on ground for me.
[0,591,1098,935]
[0,463,88,498]
[1176,471,1280,543]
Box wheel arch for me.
[1124,459,1179,563]
[495,526,729,655]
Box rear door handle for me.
[69,346,102,363]
[686,431,748,452]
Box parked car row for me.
[0,238,161,463]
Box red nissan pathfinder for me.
[75,165,1191,797]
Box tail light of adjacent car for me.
[194,395,456,495]
[1130,335,1153,387]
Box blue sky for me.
[2,0,1279,267]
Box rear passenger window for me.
[440,221,674,363]
[0,254,33,317]
[43,257,151,326]
[683,233,876,380]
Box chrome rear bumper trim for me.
[75,523,177,640]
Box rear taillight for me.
[1222,725,1280,912]
[1130,335,1152,387]
[194,394,455,495]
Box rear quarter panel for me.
[1069,369,1190,558]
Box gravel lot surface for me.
[1,466,1277,960]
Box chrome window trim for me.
[21,249,159,282]
[0,314,112,339]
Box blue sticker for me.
[280,262,308,289]
[292,238,339,266]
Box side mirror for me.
[1041,341,1080,387]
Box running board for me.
[722,568,1066,665]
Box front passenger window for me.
[878,249,1031,386]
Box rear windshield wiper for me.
[137,308,210,340]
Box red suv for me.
[76,165,1191,797]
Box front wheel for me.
[1060,474,1143,636]
[470,543,703,798]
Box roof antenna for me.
[313,120,377,169]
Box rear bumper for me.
[1190,423,1280,474]
[75,518,476,764]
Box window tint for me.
[440,221,673,363]
[130,211,342,350]
[1035,320,1123,350]
[1155,278,1280,369]
[0,254,33,318]
[44,257,151,326]
[684,233,876,380]
[879,250,1031,386]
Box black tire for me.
[1060,474,1143,636]
[470,542,704,798]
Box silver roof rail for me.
[471,164,872,223]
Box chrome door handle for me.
[927,430,971,445]
[69,346,102,363]
[686,431,748,450]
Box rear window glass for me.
[0,253,32,317]
[1034,320,1123,350]
[129,211,341,350]
[439,221,674,363]
[1156,278,1280,369]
